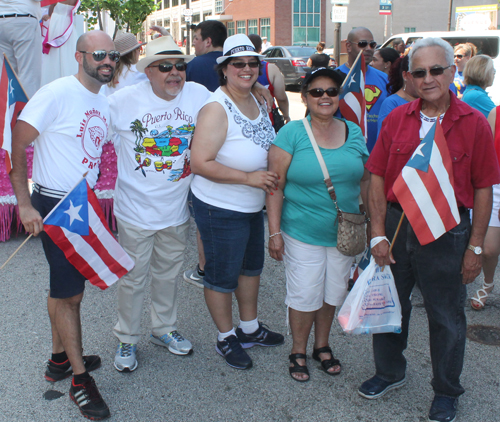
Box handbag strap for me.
[302,118,338,204]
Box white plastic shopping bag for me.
[338,257,402,335]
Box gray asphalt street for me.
[2,92,500,422]
[2,215,500,422]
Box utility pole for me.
[447,0,453,31]
[185,0,191,55]
[334,22,341,66]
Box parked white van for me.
[381,31,500,105]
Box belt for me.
[389,202,467,215]
[33,183,67,199]
[0,14,37,19]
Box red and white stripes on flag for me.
[393,120,460,246]
[44,179,134,289]
[339,51,367,138]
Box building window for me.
[260,18,270,40]
[157,0,162,10]
[172,0,178,6]
[237,20,246,34]
[164,18,170,28]
[292,0,320,46]
[181,0,185,4]
[203,11,212,21]
[248,19,258,35]
[227,21,235,36]
[164,0,169,8]
[151,20,155,26]
[404,27,416,33]
[192,13,200,23]
[215,0,223,14]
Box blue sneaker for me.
[114,343,138,372]
[428,395,458,422]
[150,331,193,356]
[358,375,406,399]
[216,335,252,370]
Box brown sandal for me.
[289,353,309,382]
[312,346,341,376]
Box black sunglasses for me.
[410,65,451,79]
[149,62,188,72]
[79,50,120,62]
[228,61,260,69]
[454,54,463,59]
[357,40,377,49]
[307,87,339,98]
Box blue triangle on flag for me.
[44,179,89,236]
[405,122,436,173]
[4,60,28,105]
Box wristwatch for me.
[467,244,483,255]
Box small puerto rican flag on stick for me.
[393,120,460,246]
[44,177,134,289]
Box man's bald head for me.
[76,30,114,52]
[346,27,376,65]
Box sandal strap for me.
[320,357,341,371]
[289,353,307,363]
[313,346,333,359]
[289,353,309,375]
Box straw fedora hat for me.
[216,34,264,64]
[136,35,194,73]
[114,33,142,56]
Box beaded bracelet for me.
[269,232,282,239]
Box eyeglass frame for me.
[409,65,452,79]
[147,61,188,73]
[78,50,121,62]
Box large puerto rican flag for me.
[339,51,367,139]
[0,55,29,173]
[393,120,460,246]
[44,178,134,289]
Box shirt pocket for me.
[449,148,470,198]
[387,142,415,177]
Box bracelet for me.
[269,232,282,239]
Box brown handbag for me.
[302,118,367,256]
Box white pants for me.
[282,232,352,312]
[113,217,189,344]
[0,16,42,97]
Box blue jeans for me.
[192,194,264,293]
[372,204,470,398]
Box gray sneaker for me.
[150,331,193,355]
[114,343,138,372]
[183,264,204,288]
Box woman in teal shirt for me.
[267,67,369,382]
[462,54,496,118]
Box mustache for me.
[97,64,113,72]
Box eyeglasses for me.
[356,40,377,49]
[228,61,260,69]
[79,50,120,62]
[410,65,451,79]
[148,62,188,72]
[454,54,463,59]
[306,87,339,98]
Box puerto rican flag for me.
[393,120,460,246]
[44,178,134,289]
[339,51,367,139]
[0,55,29,173]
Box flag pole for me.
[340,50,363,89]
[388,211,405,256]
[0,234,33,270]
[2,53,30,100]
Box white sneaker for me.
[150,331,193,355]
[114,343,138,372]
[182,264,204,288]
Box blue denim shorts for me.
[192,194,264,293]
[32,189,86,299]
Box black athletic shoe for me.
[45,355,102,382]
[236,322,285,349]
[216,335,252,370]
[69,376,110,420]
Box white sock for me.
[218,328,236,342]
[238,318,259,334]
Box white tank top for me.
[191,88,275,213]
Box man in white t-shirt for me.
[9,30,118,421]
[108,35,211,372]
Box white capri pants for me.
[282,231,353,312]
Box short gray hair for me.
[409,37,454,69]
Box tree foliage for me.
[79,0,156,37]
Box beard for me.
[83,55,115,83]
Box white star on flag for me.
[8,79,14,96]
[64,200,84,226]
[348,75,356,88]
[411,143,426,160]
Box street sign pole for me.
[334,23,341,66]
[331,1,349,66]
[186,0,191,55]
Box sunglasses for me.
[148,62,188,72]
[79,50,120,62]
[228,61,260,69]
[454,54,463,59]
[410,65,451,79]
[307,87,339,98]
[356,40,377,49]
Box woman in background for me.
[461,55,495,118]
[370,48,400,75]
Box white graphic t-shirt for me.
[108,80,211,230]
[19,75,110,191]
